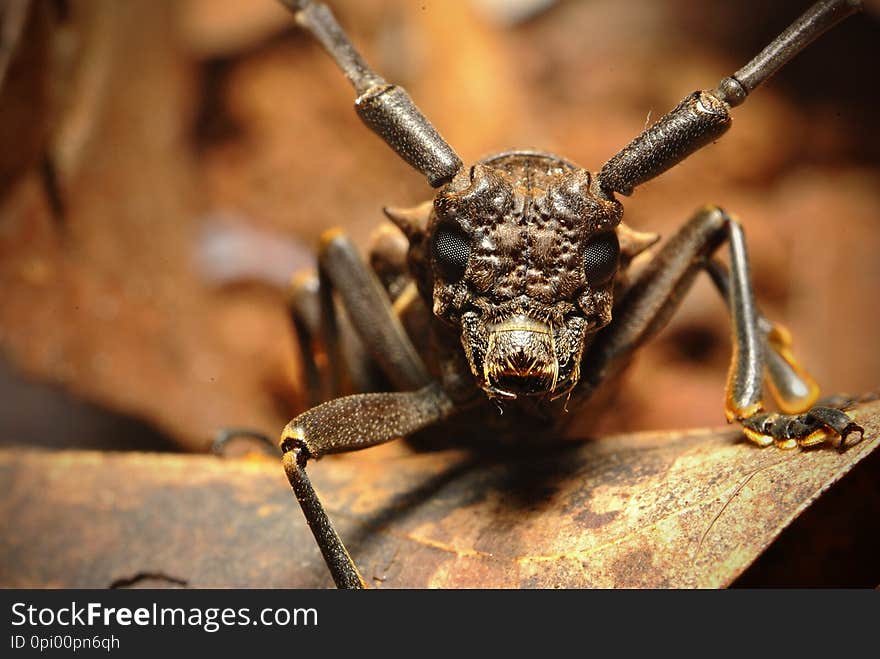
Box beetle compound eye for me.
[433,221,471,282]
[583,231,620,286]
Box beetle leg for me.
[701,257,863,449]
[288,272,327,405]
[280,383,454,588]
[218,226,429,454]
[584,206,733,390]
[283,230,447,587]
[704,259,820,415]
[291,224,431,403]
[317,229,432,392]
[292,264,381,400]
[581,205,863,450]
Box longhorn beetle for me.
[273,0,867,588]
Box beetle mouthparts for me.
[483,316,559,398]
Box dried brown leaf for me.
[1,400,877,588]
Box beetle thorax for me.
[428,152,623,401]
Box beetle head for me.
[387,152,656,401]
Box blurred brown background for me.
[1,0,878,453]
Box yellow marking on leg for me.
[391,281,419,317]
[288,269,318,304]
[743,427,774,447]
[767,323,793,349]
[725,398,763,424]
[765,322,821,414]
[319,227,347,250]
[724,346,764,423]
[290,269,316,290]
[797,428,833,448]
[767,377,820,415]
[279,424,306,451]
[774,437,798,450]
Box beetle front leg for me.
[704,259,821,416]
[281,383,454,588]
[700,258,864,449]
[703,253,864,450]
[582,206,863,450]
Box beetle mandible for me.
[271,0,866,588]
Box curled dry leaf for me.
[1,399,877,588]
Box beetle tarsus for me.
[739,404,864,451]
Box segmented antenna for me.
[279,0,463,187]
[598,0,863,196]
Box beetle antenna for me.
[278,0,463,187]
[598,0,863,196]
[717,0,862,105]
